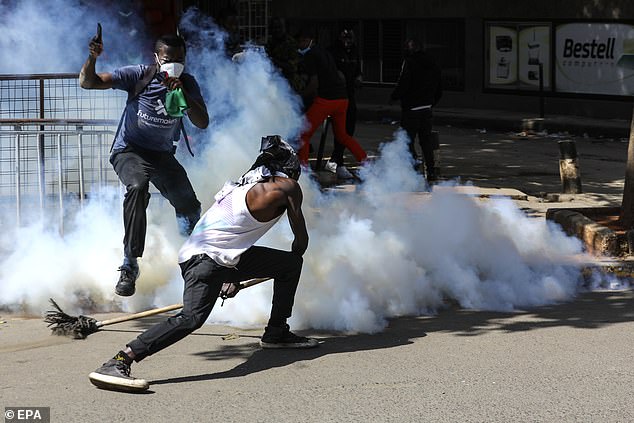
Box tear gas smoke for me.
[0,5,598,334]
[0,0,149,74]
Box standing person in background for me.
[325,29,363,180]
[296,28,367,172]
[217,7,242,58]
[391,38,442,182]
[266,17,304,96]
[80,29,209,297]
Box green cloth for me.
[165,88,188,117]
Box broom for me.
[45,277,270,339]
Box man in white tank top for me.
[89,136,317,392]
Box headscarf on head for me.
[214,135,300,202]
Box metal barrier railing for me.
[1,72,127,234]
[0,73,125,121]
[0,119,119,234]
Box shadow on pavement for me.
[150,320,427,386]
[425,289,634,336]
[150,289,633,386]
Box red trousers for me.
[299,97,367,165]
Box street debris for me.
[221,333,240,341]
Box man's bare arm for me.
[181,82,209,129]
[79,32,114,89]
[283,180,309,256]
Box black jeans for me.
[400,108,434,173]
[110,144,201,258]
[128,247,303,361]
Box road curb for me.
[546,207,622,256]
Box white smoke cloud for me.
[0,4,597,335]
[0,0,149,74]
[206,129,586,333]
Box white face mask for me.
[155,53,185,77]
[159,62,185,78]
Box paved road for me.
[1,290,633,422]
[1,121,633,423]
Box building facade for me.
[270,0,634,119]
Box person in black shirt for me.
[296,28,367,169]
[325,29,363,179]
[391,38,442,181]
[266,17,304,95]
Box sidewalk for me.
[356,103,632,139]
[323,109,633,262]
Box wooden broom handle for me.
[97,277,271,327]
[98,303,184,327]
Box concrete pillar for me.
[558,140,582,194]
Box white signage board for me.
[487,23,551,90]
[556,23,634,95]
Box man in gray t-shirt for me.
[80,31,209,297]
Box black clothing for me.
[110,144,201,258]
[328,42,362,101]
[301,45,348,100]
[391,50,442,110]
[401,108,434,174]
[127,248,302,361]
[391,50,442,175]
[266,34,303,94]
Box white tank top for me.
[178,182,282,266]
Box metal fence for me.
[0,73,125,120]
[0,73,127,232]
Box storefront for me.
[271,0,634,119]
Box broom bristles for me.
[45,298,99,339]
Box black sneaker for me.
[88,357,148,392]
[115,265,139,297]
[260,324,319,349]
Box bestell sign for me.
[562,37,616,60]
[556,23,634,95]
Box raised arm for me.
[79,26,114,90]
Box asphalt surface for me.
[1,291,633,422]
[2,117,633,423]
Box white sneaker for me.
[324,160,337,174]
[336,165,354,179]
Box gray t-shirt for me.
[111,64,204,152]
